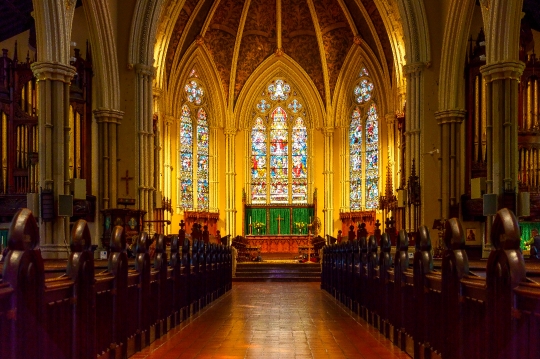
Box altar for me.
[245,234,311,253]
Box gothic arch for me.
[83,0,122,109]
[437,0,476,111]
[234,55,325,132]
[333,43,390,128]
[166,44,227,129]
[32,0,76,63]
[395,0,431,64]
[128,0,165,66]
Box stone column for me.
[481,61,524,253]
[481,61,524,196]
[339,125,348,212]
[225,127,237,237]
[134,64,155,226]
[403,62,425,230]
[323,127,334,237]
[210,125,219,212]
[385,113,397,189]
[31,61,76,258]
[434,110,465,219]
[164,115,174,232]
[94,109,124,210]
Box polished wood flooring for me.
[131,283,410,359]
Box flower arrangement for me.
[253,221,265,234]
[294,222,306,234]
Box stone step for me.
[234,262,321,282]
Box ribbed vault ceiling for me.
[164,0,394,106]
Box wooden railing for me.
[0,208,232,359]
[322,208,540,359]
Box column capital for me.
[153,86,163,98]
[224,127,237,136]
[403,62,426,75]
[94,108,124,124]
[31,61,76,83]
[322,127,334,136]
[385,113,397,125]
[480,61,525,82]
[134,63,155,77]
[435,109,466,124]
[164,114,175,125]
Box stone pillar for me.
[225,127,237,237]
[134,64,155,225]
[339,125,348,212]
[481,61,524,253]
[323,127,334,237]
[209,125,219,213]
[385,113,397,189]
[31,61,76,258]
[403,62,425,230]
[164,115,174,232]
[481,61,524,196]
[434,110,465,219]
[94,109,124,210]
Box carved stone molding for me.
[94,108,125,124]
[385,113,396,125]
[403,61,425,75]
[435,109,466,124]
[480,61,525,82]
[224,127,238,136]
[31,61,76,83]
[134,63,155,77]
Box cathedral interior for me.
[0,0,539,258]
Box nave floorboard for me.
[131,283,410,359]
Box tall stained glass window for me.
[349,68,379,210]
[349,108,362,209]
[292,118,307,203]
[251,118,267,204]
[178,72,210,210]
[250,79,308,204]
[196,108,209,209]
[180,105,193,208]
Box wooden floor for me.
[131,283,410,359]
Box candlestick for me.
[250,216,252,224]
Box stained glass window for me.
[292,118,307,203]
[180,105,193,208]
[270,107,289,203]
[354,79,374,104]
[365,104,379,209]
[257,99,271,113]
[185,80,204,105]
[268,79,290,101]
[349,70,379,210]
[251,118,267,204]
[196,108,209,209]
[250,79,308,204]
[288,99,302,113]
[349,108,362,210]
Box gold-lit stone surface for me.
[131,283,410,358]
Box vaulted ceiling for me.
[163,0,395,106]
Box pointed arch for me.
[129,0,165,66]
[166,43,227,129]
[396,0,431,64]
[234,54,325,131]
[333,42,390,127]
[83,0,122,109]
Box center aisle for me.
[131,283,410,359]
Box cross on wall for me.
[121,170,134,195]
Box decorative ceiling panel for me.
[165,9,191,78]
[282,0,325,103]
[359,0,394,81]
[322,26,353,98]
[204,0,246,100]
[312,0,353,98]
[234,0,277,102]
